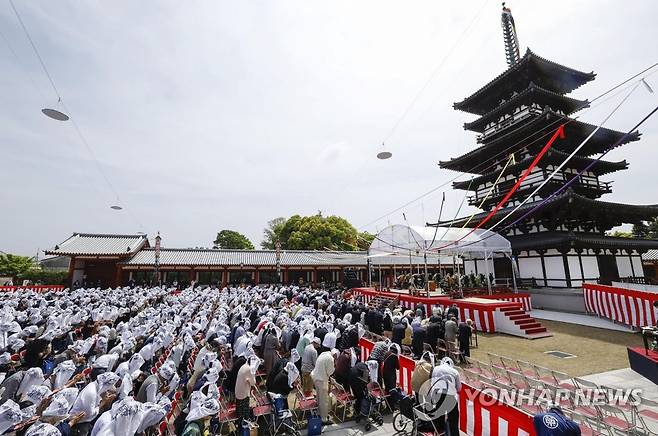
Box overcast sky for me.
[1,1,657,256]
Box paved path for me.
[530,309,635,332]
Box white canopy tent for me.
[368,224,514,293]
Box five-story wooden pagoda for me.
[431,5,658,287]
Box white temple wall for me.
[567,256,583,286]
[631,255,643,277]
[544,255,566,287]
[616,256,633,278]
[581,256,599,281]
[517,256,544,282]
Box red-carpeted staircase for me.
[496,305,552,339]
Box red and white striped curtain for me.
[583,283,658,328]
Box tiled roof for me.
[453,48,595,115]
[643,249,658,262]
[44,233,149,257]
[121,248,453,267]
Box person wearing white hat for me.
[136,360,176,404]
[181,394,220,436]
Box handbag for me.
[307,413,323,436]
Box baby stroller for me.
[358,392,384,431]
[393,392,443,436]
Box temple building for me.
[45,232,456,288]
[431,5,658,287]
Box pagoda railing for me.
[467,171,612,207]
[479,105,542,140]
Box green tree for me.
[608,231,633,238]
[0,254,36,277]
[633,218,658,239]
[357,231,375,250]
[277,213,361,251]
[213,230,254,250]
[261,217,287,249]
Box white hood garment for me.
[42,388,78,418]
[0,399,23,434]
[285,362,299,388]
[52,360,77,389]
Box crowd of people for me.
[0,283,481,436]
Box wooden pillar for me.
[255,268,260,285]
[67,256,76,287]
[114,265,122,287]
[222,269,228,287]
[283,267,289,284]
[189,268,196,283]
[539,250,548,287]
[312,267,318,285]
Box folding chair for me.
[486,352,506,369]
[216,393,239,435]
[490,365,512,386]
[532,363,556,385]
[506,369,528,390]
[552,370,575,390]
[568,410,605,436]
[462,368,484,389]
[634,395,658,435]
[368,380,391,413]
[469,359,493,378]
[157,420,168,436]
[251,387,273,429]
[292,385,318,423]
[269,392,299,435]
[598,404,635,435]
[500,355,521,373]
[436,339,448,359]
[516,359,539,378]
[330,378,355,423]
[446,340,461,363]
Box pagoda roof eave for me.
[463,84,589,133]
[428,191,658,228]
[452,150,628,190]
[454,48,596,115]
[439,108,640,173]
[508,232,658,252]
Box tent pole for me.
[510,254,518,293]
[424,250,429,297]
[367,250,372,287]
[484,251,492,295]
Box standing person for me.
[391,317,405,346]
[262,326,280,374]
[301,338,320,396]
[444,316,458,344]
[382,345,400,394]
[235,356,259,428]
[311,348,337,425]
[447,304,459,320]
[458,319,473,362]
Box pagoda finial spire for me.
[501,2,521,67]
